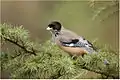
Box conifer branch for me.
[1,24,118,79]
[81,66,117,78]
[3,36,36,56]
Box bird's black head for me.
[47,21,62,31]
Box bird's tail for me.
[85,47,98,54]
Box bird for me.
[46,21,97,56]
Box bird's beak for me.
[46,27,52,30]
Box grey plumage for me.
[47,21,97,54]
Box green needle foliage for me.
[89,0,119,22]
[0,24,119,79]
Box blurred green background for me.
[1,0,119,50]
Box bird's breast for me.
[59,46,87,56]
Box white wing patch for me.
[69,43,74,47]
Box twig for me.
[3,36,37,56]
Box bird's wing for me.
[59,37,85,47]
[56,29,96,53]
[59,36,97,53]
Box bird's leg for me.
[81,53,85,57]
[71,55,77,60]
